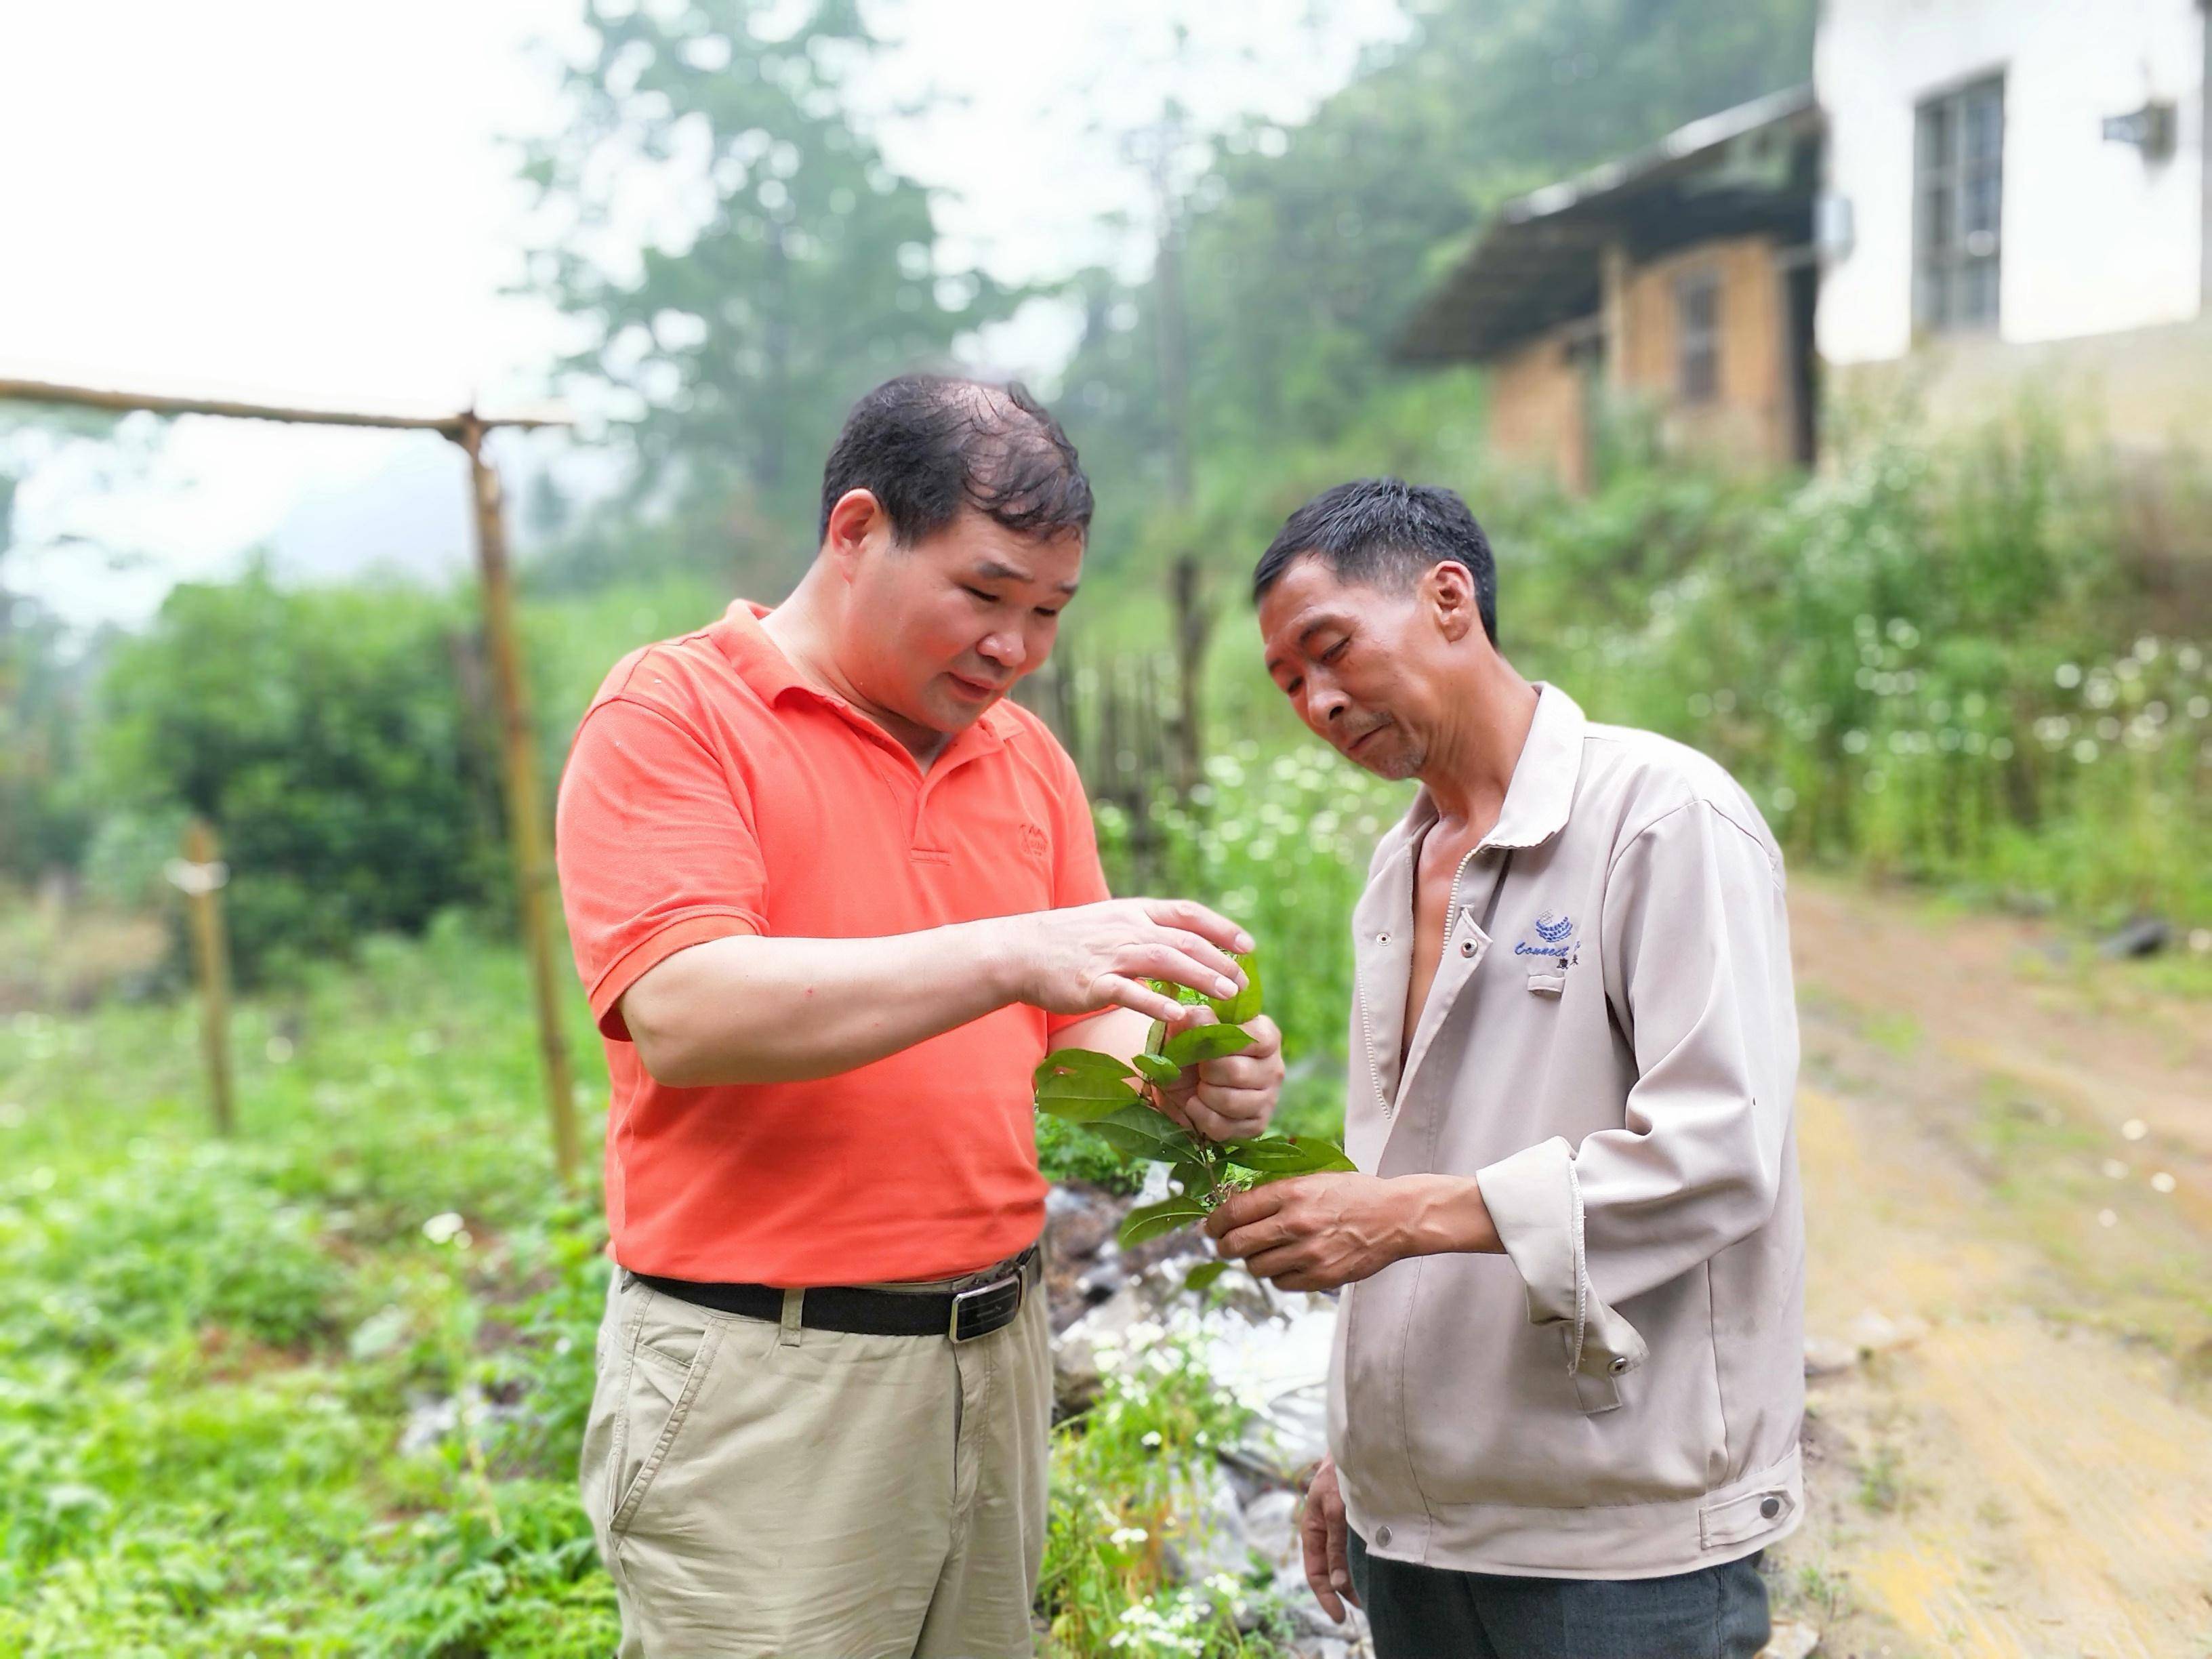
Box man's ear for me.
[1422,560,1479,644]
[821,489,887,575]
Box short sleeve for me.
[555,696,769,1040]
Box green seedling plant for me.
[1033,949,1354,1292]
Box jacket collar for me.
[1395,681,1587,855]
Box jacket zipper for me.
[1359,841,1483,1118]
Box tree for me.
[523,0,1013,587]
[90,573,506,979]
[0,408,146,883]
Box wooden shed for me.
[1399,87,1822,491]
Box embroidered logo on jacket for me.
[1515,911,1580,964]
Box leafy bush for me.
[1498,424,2212,926]
[1040,1333,1286,1658]
[89,571,507,982]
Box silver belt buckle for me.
[949,1273,1023,1343]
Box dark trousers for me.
[1347,1531,1770,1659]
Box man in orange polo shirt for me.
[555,375,1282,1658]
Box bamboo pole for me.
[459,417,581,1189]
[171,818,237,1136]
[0,375,565,436]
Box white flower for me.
[1111,1526,1149,1547]
[422,1212,466,1244]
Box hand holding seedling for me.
[1149,1006,1284,1143]
[1205,1172,1417,1292]
[1033,945,1359,1282]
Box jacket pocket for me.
[607,1291,722,1543]
[1525,970,1566,996]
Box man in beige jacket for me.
[1209,478,1802,1659]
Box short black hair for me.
[819,374,1094,547]
[1251,477,1498,644]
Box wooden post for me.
[457,418,581,1189]
[173,818,236,1136]
[1169,553,1210,798]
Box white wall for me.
[1817,0,2205,364]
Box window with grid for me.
[1915,75,2004,332]
[1675,267,1720,403]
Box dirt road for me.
[1774,879,2212,1658]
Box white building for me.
[1816,0,2211,449]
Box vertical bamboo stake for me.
[457,419,581,1189]
[176,818,236,1137]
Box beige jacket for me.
[1328,684,1804,1579]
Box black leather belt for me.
[630,1244,1041,1344]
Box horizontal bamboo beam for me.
[0,375,569,435]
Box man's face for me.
[1258,555,1443,781]
[843,506,1082,736]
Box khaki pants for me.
[580,1252,1051,1658]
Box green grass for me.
[0,907,1307,1656]
[0,913,621,1656]
[1854,1443,1909,1515]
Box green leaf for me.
[1144,977,1211,1008]
[1085,1103,1204,1164]
[1119,1196,1211,1248]
[1225,1134,1358,1179]
[1207,951,1263,1025]
[1170,1156,1214,1197]
[1143,1017,1168,1057]
[1033,1048,1136,1089]
[1183,1260,1231,1296]
[1132,1052,1181,1086]
[1033,1050,1142,1121]
[1160,1022,1254,1068]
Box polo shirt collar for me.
[1399,682,1587,853]
[708,599,1025,752]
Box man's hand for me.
[1208,1171,1501,1290]
[1153,1012,1284,1142]
[1006,898,1252,1025]
[1300,1456,1359,1622]
[1206,1173,1412,1291]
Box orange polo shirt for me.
[554,600,1110,1286]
